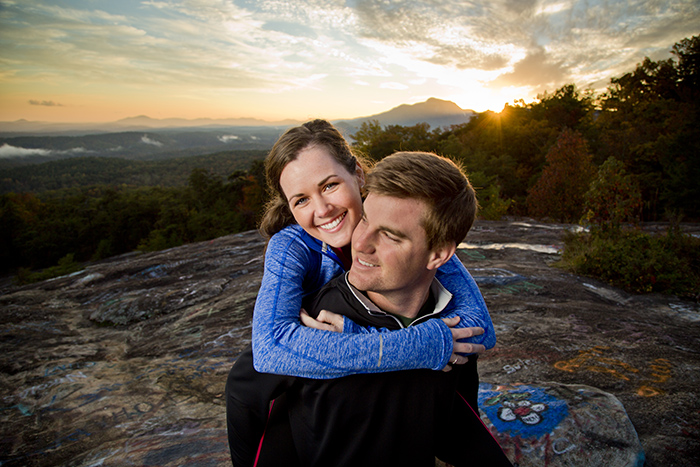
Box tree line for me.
[0,150,267,193]
[1,161,266,277]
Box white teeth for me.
[319,212,346,231]
[358,258,377,268]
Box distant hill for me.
[333,98,475,133]
[0,98,475,166]
[0,116,302,136]
[0,128,285,168]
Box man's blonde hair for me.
[365,152,478,250]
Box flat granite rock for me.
[2,220,699,466]
[477,382,645,467]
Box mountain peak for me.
[391,98,468,116]
[335,97,475,130]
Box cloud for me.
[0,144,51,158]
[262,21,317,39]
[29,100,64,107]
[0,1,275,90]
[218,135,239,143]
[350,0,700,94]
[1,0,698,118]
[141,135,163,147]
[0,144,91,158]
[491,48,567,88]
[380,82,409,90]
[351,1,522,70]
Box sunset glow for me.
[1,0,698,124]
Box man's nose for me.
[352,223,374,253]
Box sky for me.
[1,0,699,124]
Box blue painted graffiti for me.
[478,383,569,438]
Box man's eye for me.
[383,231,400,242]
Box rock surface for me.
[477,382,644,467]
[1,220,699,466]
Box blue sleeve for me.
[434,255,497,350]
[251,228,454,379]
[343,256,496,351]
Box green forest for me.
[2,36,699,297]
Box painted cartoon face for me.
[498,399,547,425]
[479,383,567,440]
[279,144,364,249]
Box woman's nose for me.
[313,197,333,218]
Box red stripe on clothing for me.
[253,400,275,467]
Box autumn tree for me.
[526,129,595,222]
[530,84,594,131]
[595,35,700,219]
[583,157,642,230]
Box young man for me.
[227,152,511,466]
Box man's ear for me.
[426,242,456,271]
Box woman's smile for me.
[318,212,347,231]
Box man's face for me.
[348,192,435,299]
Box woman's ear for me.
[355,164,366,188]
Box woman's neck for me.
[331,245,353,270]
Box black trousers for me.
[226,351,512,467]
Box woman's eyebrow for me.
[316,174,337,187]
[288,175,338,202]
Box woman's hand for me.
[300,308,344,333]
[441,316,486,372]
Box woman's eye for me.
[323,182,338,191]
[294,197,308,207]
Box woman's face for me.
[279,144,364,249]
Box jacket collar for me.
[342,272,453,326]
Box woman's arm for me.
[434,254,497,349]
[251,227,454,379]
[342,254,496,350]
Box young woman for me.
[251,119,495,378]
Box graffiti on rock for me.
[554,346,673,396]
[479,383,569,438]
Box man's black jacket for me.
[225,273,511,467]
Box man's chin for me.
[348,270,375,291]
[347,270,364,289]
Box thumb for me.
[441,316,461,327]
